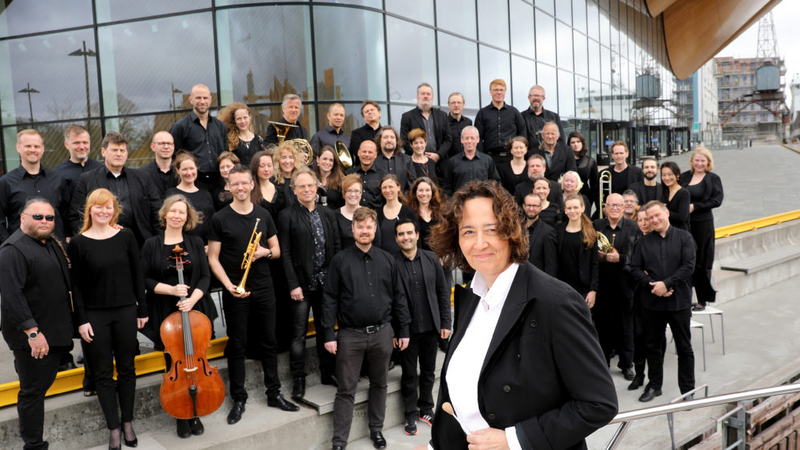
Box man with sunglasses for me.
[0,130,70,244]
[0,198,74,450]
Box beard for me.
[644,172,657,181]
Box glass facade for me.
[0,0,680,173]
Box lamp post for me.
[171,83,183,121]
[68,40,97,120]
[18,83,39,123]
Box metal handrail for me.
[606,383,800,449]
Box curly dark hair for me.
[407,177,445,222]
[429,180,528,272]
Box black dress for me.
[211,181,233,212]
[377,204,416,255]
[664,188,691,231]
[233,135,264,167]
[165,187,215,243]
[258,182,286,219]
[538,202,561,227]
[557,230,585,294]
[497,160,529,195]
[575,155,598,212]
[682,171,724,305]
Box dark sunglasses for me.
[23,213,55,222]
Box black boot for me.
[291,377,305,401]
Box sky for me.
[715,0,799,108]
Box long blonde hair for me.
[565,193,596,249]
[80,188,121,233]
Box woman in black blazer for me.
[661,161,690,231]
[681,146,724,311]
[555,194,599,309]
[427,181,617,450]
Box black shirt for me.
[497,160,528,194]
[346,164,386,209]
[376,205,416,255]
[310,125,351,154]
[396,252,435,334]
[374,152,411,191]
[140,161,177,200]
[447,114,473,157]
[575,155,598,202]
[664,188,691,232]
[264,117,308,145]
[611,166,630,194]
[165,187,215,243]
[169,112,227,174]
[0,165,69,243]
[350,123,381,161]
[473,103,527,153]
[52,158,104,205]
[521,107,565,148]
[629,226,696,311]
[443,151,500,196]
[233,134,264,167]
[321,245,410,342]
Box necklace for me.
[416,161,430,178]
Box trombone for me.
[598,169,612,218]
[235,218,262,295]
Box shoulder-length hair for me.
[81,188,121,233]
[429,180,528,272]
[567,131,587,158]
[315,145,345,191]
[380,174,406,204]
[407,177,445,222]
[564,193,596,249]
[159,194,201,231]
[690,146,715,172]
[218,102,253,151]
[273,142,304,185]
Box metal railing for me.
[606,382,800,449]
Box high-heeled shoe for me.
[108,428,121,450]
[122,423,138,448]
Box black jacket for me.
[628,181,662,206]
[555,223,599,293]
[400,107,453,160]
[394,249,452,332]
[521,107,565,148]
[277,203,341,292]
[527,220,557,277]
[680,170,723,222]
[629,226,696,311]
[532,142,577,182]
[430,263,618,449]
[593,217,638,302]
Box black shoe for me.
[109,428,121,450]
[627,375,645,391]
[176,419,191,439]
[227,401,246,424]
[404,417,418,435]
[292,377,306,401]
[622,367,635,381]
[321,374,339,387]
[370,431,387,449]
[189,417,204,436]
[639,387,663,402]
[267,395,300,412]
[387,361,396,371]
[419,412,434,426]
[122,424,137,448]
[83,389,97,397]
[77,351,85,365]
[692,303,706,312]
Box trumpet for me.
[598,169,612,218]
[235,218,262,295]
[597,231,616,253]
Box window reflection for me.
[601,45,611,84]
[536,63,558,114]
[602,83,612,120]
[599,7,610,46]
[535,9,555,66]
[536,0,555,16]
[558,69,575,118]
[556,22,573,71]
[589,79,601,119]
[479,46,510,106]
[477,0,509,50]
[587,0,599,40]
[437,34,480,110]
[105,112,196,168]
[387,17,437,104]
[573,31,588,76]
[313,6,386,102]
[511,56,536,109]
[588,39,601,81]
[510,0,535,58]
[315,103,363,139]
[0,0,92,39]
[556,0,572,25]
[573,0,587,33]
[95,0,208,23]
[575,75,590,119]
[436,0,477,39]
[385,0,434,25]
[0,29,100,125]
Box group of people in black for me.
[0,80,723,450]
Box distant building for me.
[791,75,800,142]
[677,60,720,147]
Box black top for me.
[169,112,227,174]
[417,216,437,251]
[473,103,526,153]
[527,219,558,277]
[513,178,563,209]
[663,188,691,231]
[346,164,386,209]
[557,230,585,294]
[139,161,178,200]
[52,158,104,207]
[376,205,416,255]
[208,204,277,291]
[310,125,351,154]
[321,245,411,341]
[443,151,501,196]
[521,107,565,148]
[0,230,74,350]
[575,155,598,207]
[211,182,233,212]
[400,107,452,159]
[407,158,439,187]
[555,223,599,297]
[258,182,286,219]
[233,134,264,167]
[0,165,69,243]
[396,255,433,333]
[628,181,661,205]
[165,187,216,243]
[349,123,381,163]
[538,202,561,227]
[263,117,308,145]
[629,226,696,311]
[536,142,577,182]
[497,160,528,194]
[68,229,147,324]
[375,152,412,191]
[447,114,473,157]
[610,165,644,195]
[680,171,723,222]
[593,217,638,301]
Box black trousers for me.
[690,219,717,305]
[222,287,281,402]
[14,346,67,450]
[80,338,96,391]
[643,308,695,393]
[595,285,634,369]
[84,305,138,430]
[332,326,393,447]
[289,288,335,379]
[400,330,438,418]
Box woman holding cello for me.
[140,195,223,439]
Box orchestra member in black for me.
[512,154,563,208]
[274,142,304,210]
[0,199,74,450]
[68,131,162,247]
[310,103,350,154]
[532,176,562,227]
[337,175,364,250]
[609,141,643,195]
[622,190,639,220]
[523,192,558,276]
[560,170,591,212]
[219,102,264,167]
[522,85,565,149]
[443,126,500,196]
[660,161,690,231]
[315,146,346,208]
[628,157,661,206]
[69,189,148,450]
[0,129,70,244]
[393,218,451,436]
[250,150,285,218]
[376,175,416,256]
[555,194,599,309]
[532,122,576,182]
[569,131,598,215]
[681,146,724,311]
[207,165,299,425]
[374,126,411,191]
[169,84,227,191]
[265,94,308,145]
[346,140,386,210]
[165,152,215,243]
[406,129,440,187]
[593,193,638,379]
[278,168,341,402]
[446,92,472,158]
[53,125,104,208]
[139,194,217,438]
[496,136,529,194]
[211,152,239,212]
[629,201,696,402]
[407,177,445,252]
[350,100,383,164]
[400,82,451,164]
[140,131,178,200]
[473,79,526,163]
[321,207,411,450]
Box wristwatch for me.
[266,250,273,260]
[27,330,39,340]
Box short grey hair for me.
[461,125,479,139]
[282,93,302,108]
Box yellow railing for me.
[715,210,800,239]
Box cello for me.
[159,245,225,419]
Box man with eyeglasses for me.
[473,79,526,163]
[446,92,472,157]
[0,129,69,245]
[593,193,638,380]
[523,192,557,276]
[521,85,565,149]
[139,131,178,200]
[0,198,75,450]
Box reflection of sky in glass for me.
[535,10,555,66]
[0,0,92,38]
[437,34,480,110]
[587,0,599,41]
[574,31,588,76]
[511,56,535,109]
[387,17,437,104]
[386,0,434,26]
[478,0,509,50]
[557,21,573,71]
[556,0,572,25]
[573,0,587,34]
[436,0,476,39]
[537,63,558,113]
[479,46,510,105]
[510,1,535,58]
[559,69,575,117]
[0,29,100,124]
[95,0,209,23]
[537,0,555,16]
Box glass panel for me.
[315,103,364,139]
[511,56,536,110]
[97,13,216,117]
[2,120,103,173]
[218,0,311,3]
[387,17,437,105]
[0,30,100,124]
[620,28,629,59]
[510,0,535,58]
[612,85,621,120]
[477,0,509,50]
[313,6,387,101]
[588,39,600,81]
[575,75,589,119]
[587,0,599,41]
[556,21,572,71]
[610,18,619,53]
[217,6,313,107]
[573,31,588,76]
[556,0,572,25]
[103,112,204,168]
[610,51,621,87]
[536,63,558,113]
[599,7,610,46]
[436,0,477,39]
[0,0,93,39]
[536,0,555,16]
[250,104,316,139]
[479,46,511,105]
[589,79,600,119]
[535,9,555,66]
[95,0,209,23]
[573,0,587,33]
[602,83,612,119]
[601,45,611,83]
[438,33,481,110]
[558,69,575,118]
[385,0,434,25]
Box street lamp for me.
[18,82,39,123]
[171,83,183,121]
[68,40,97,120]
